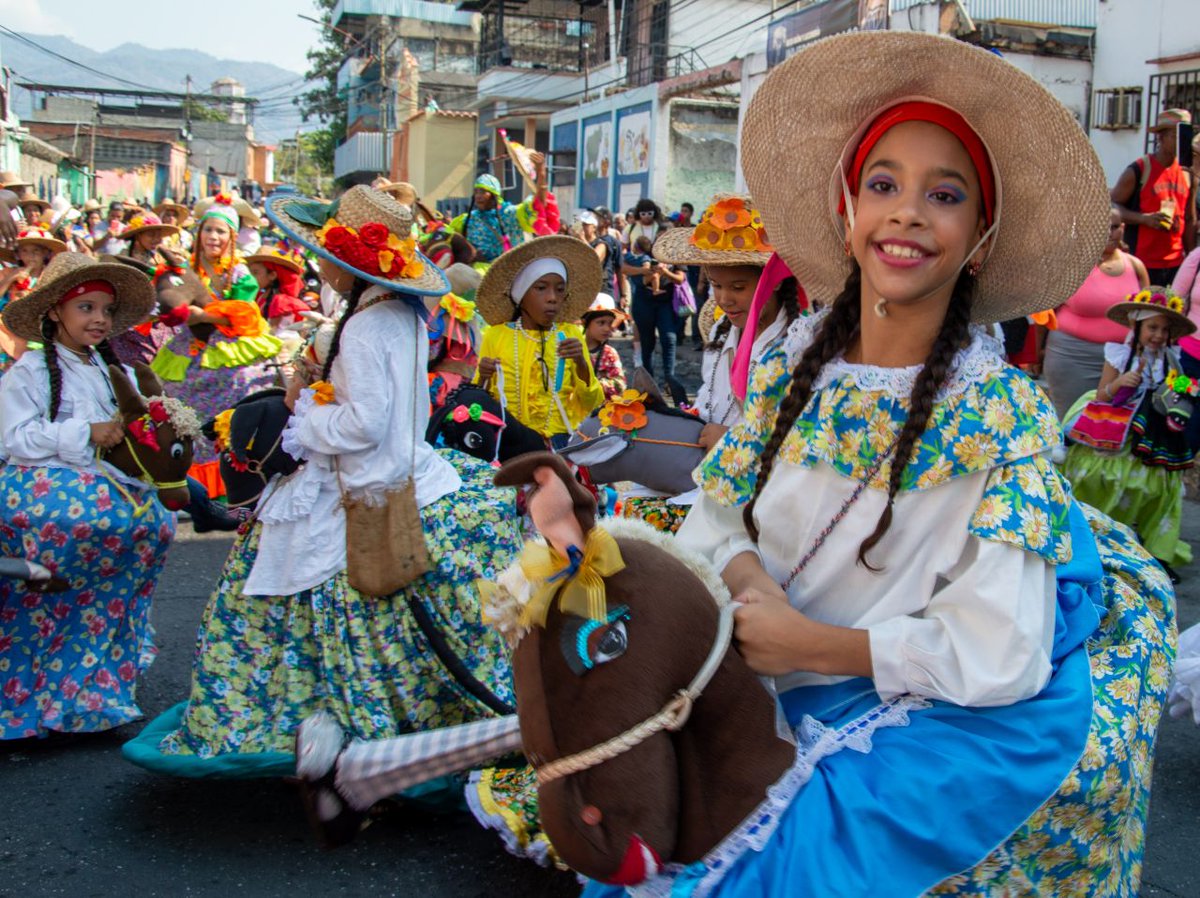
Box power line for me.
[0,26,151,91]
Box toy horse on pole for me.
[103,363,199,511]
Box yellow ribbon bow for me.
[519,527,625,628]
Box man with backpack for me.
[1112,108,1196,284]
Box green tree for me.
[296,0,347,179]
[183,99,229,123]
[275,133,331,197]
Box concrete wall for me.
[1090,0,1198,183]
[669,0,774,68]
[407,113,476,202]
[662,98,739,211]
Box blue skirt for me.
[583,502,1174,897]
[0,464,175,739]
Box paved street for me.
[2,339,1199,897]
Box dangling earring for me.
[967,260,982,277]
[844,237,853,258]
[874,299,888,318]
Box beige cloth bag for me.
[340,475,430,596]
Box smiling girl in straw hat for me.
[576,31,1174,898]
[0,252,179,739]
[474,235,604,447]
[126,186,525,796]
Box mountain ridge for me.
[1,32,313,143]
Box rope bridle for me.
[572,430,704,451]
[96,436,189,518]
[534,602,735,787]
[223,429,288,509]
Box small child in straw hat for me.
[474,236,605,448]
[580,292,626,402]
[1060,286,1196,578]
[0,252,176,740]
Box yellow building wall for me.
[408,114,476,204]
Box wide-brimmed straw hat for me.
[122,212,180,242]
[741,31,1110,325]
[0,171,30,190]
[266,185,449,296]
[2,252,156,342]
[654,194,773,267]
[244,244,306,275]
[154,198,192,225]
[1106,287,1196,339]
[475,236,602,326]
[697,296,725,344]
[15,225,68,254]
[16,191,50,214]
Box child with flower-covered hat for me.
[125,186,525,794]
[1061,285,1196,576]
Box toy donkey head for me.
[204,389,301,509]
[426,384,546,463]
[483,452,793,886]
[1153,372,1199,433]
[105,250,214,340]
[103,363,198,511]
[560,368,707,495]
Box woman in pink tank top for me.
[1043,209,1148,419]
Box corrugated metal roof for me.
[890,0,1096,28]
[333,0,477,27]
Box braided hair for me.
[705,275,803,352]
[41,317,64,422]
[321,277,370,381]
[743,265,976,569]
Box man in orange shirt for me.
[1112,108,1196,284]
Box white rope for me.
[535,603,736,786]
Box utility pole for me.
[88,104,97,202]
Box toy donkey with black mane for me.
[292,452,794,887]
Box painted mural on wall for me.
[618,110,651,176]
[583,119,612,181]
[766,0,888,68]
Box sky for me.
[0,0,323,74]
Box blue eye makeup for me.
[864,174,895,192]
[560,605,631,676]
[930,185,967,204]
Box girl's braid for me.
[743,267,863,540]
[321,277,368,381]
[41,317,64,422]
[856,274,975,568]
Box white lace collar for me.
[781,307,1007,403]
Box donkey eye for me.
[170,442,185,459]
[463,431,484,450]
[560,606,631,676]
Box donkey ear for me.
[228,400,268,455]
[632,367,668,410]
[132,362,164,397]
[494,450,597,534]
[108,364,145,417]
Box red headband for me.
[60,280,116,303]
[841,101,996,227]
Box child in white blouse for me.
[0,253,173,740]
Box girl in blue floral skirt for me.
[125,186,524,786]
[0,253,171,739]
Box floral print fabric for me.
[155,451,522,763]
[928,505,1175,897]
[696,346,1071,562]
[0,465,175,739]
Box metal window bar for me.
[1145,68,1200,152]
[1092,87,1142,131]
